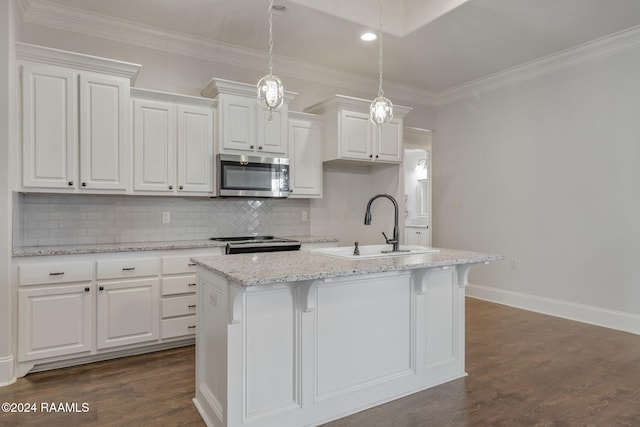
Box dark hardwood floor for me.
[2,298,640,426]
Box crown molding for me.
[18,0,438,108]
[435,24,640,106]
[304,94,412,118]
[130,87,216,108]
[15,42,141,82]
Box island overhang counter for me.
[191,248,502,427]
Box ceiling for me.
[19,0,640,99]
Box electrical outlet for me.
[162,211,171,224]
[301,211,308,222]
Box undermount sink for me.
[310,244,440,259]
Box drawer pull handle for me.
[122,267,136,271]
[99,286,104,291]
[49,272,65,276]
[188,325,196,329]
[188,304,196,309]
[188,283,197,287]
[188,263,197,267]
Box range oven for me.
[217,154,290,198]
[210,236,301,255]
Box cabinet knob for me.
[250,145,254,149]
[99,286,104,291]
[68,181,74,186]
[84,287,90,292]
[375,155,379,158]
[169,185,173,190]
[179,185,184,190]
[81,182,87,187]
[258,146,263,150]
[369,154,373,158]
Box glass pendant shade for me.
[370,95,393,125]
[257,74,284,110]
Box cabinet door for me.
[79,73,129,191]
[340,110,372,160]
[288,117,322,198]
[18,284,93,361]
[133,100,176,192]
[375,118,403,163]
[96,278,160,349]
[177,105,213,193]
[258,107,288,156]
[21,64,77,189]
[219,94,257,153]
[405,228,431,246]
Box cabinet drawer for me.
[162,275,197,296]
[96,258,159,280]
[162,315,196,339]
[18,262,93,286]
[162,255,200,275]
[162,295,197,318]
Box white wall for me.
[434,44,640,331]
[0,0,16,386]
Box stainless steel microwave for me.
[217,154,290,198]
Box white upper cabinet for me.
[288,112,323,198]
[201,78,296,157]
[79,73,129,190]
[132,89,215,196]
[17,43,141,193]
[305,95,411,164]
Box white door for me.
[340,110,372,160]
[177,105,213,193]
[79,73,129,191]
[375,118,403,163]
[21,64,78,189]
[288,116,322,198]
[96,278,160,349]
[219,94,257,153]
[133,99,176,193]
[18,284,93,361]
[258,107,288,156]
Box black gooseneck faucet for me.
[364,193,405,253]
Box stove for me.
[210,236,301,255]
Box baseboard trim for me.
[0,355,16,387]
[466,284,640,336]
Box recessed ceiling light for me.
[360,32,377,42]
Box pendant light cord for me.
[378,0,384,97]
[268,0,274,76]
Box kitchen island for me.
[191,248,502,427]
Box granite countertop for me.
[191,248,503,287]
[12,236,338,257]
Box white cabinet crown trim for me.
[200,77,297,103]
[16,42,141,83]
[131,87,216,108]
[305,94,412,118]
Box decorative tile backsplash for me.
[14,193,311,247]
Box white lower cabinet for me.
[96,278,160,349]
[405,226,431,246]
[18,283,93,361]
[160,254,204,339]
[14,248,221,376]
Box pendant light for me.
[370,1,393,125]
[257,0,284,121]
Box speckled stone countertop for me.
[191,248,503,287]
[12,236,337,257]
